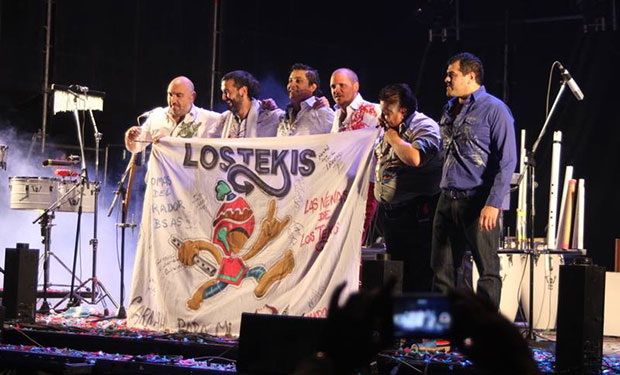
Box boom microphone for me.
[42,159,80,167]
[557,63,584,101]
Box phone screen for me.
[393,295,452,338]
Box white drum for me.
[520,253,563,330]
[57,180,96,213]
[473,252,526,322]
[9,176,58,210]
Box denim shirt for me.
[439,86,517,209]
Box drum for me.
[472,252,526,322]
[56,180,96,213]
[9,176,58,210]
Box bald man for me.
[125,76,220,153]
[329,68,380,133]
[329,68,381,244]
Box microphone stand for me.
[107,153,137,319]
[521,80,569,341]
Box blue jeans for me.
[431,192,501,308]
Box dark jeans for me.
[431,192,501,309]
[381,194,438,293]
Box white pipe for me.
[517,129,527,248]
[572,179,585,250]
[556,166,573,247]
[547,131,562,249]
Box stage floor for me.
[1,311,619,374]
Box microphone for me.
[557,63,584,101]
[42,159,80,167]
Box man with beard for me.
[125,76,220,152]
[210,70,284,138]
[277,63,334,136]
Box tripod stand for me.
[33,172,89,311]
[36,210,84,313]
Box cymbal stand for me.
[68,103,118,315]
[66,90,90,309]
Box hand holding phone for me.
[392,294,452,339]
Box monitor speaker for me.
[556,263,605,374]
[3,243,39,321]
[237,313,326,375]
[361,259,403,293]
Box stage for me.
[1,311,619,374]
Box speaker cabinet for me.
[3,243,39,321]
[238,313,326,375]
[361,259,403,293]
[556,264,605,374]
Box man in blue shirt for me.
[431,53,517,309]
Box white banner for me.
[127,128,378,335]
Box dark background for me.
[0,0,618,270]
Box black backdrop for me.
[1,0,618,270]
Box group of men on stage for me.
[125,52,517,309]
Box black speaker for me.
[237,313,326,375]
[556,264,605,374]
[361,259,403,293]
[3,243,39,321]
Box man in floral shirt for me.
[330,68,380,132]
[329,68,381,243]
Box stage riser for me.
[2,329,236,360]
[0,349,231,374]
